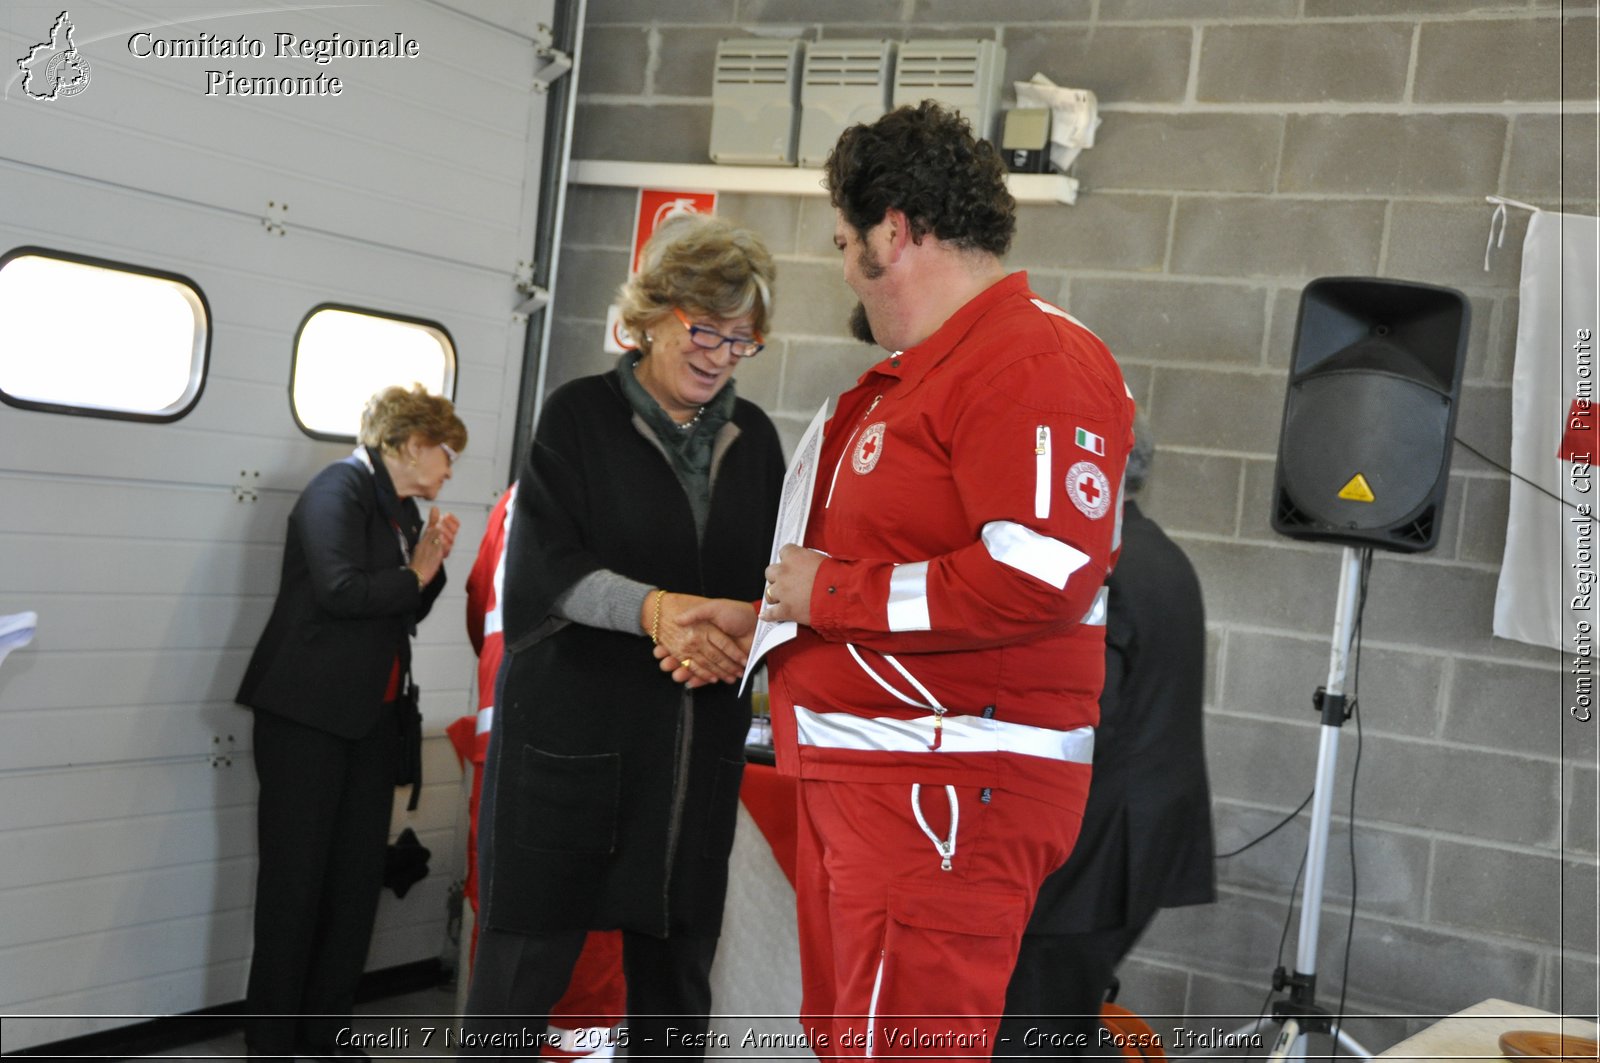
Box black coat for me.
[236,448,443,738]
[478,371,784,938]
[1026,501,1216,934]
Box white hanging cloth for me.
[1492,203,1600,653]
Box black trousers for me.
[996,923,1146,1058]
[246,706,396,1057]
[463,925,719,1060]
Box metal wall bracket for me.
[531,24,572,93]
[513,261,549,321]
[513,284,551,322]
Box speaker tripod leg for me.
[1178,1016,1274,1057]
[1192,550,1373,1063]
[1179,1015,1369,1061]
[1268,1017,1302,1063]
[1332,1025,1373,1058]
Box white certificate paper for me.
[740,401,830,694]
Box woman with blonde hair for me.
[465,215,783,1058]
[237,383,465,1060]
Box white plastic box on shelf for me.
[892,39,1007,142]
[797,40,897,168]
[709,39,805,165]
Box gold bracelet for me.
[650,588,667,644]
[408,566,425,590]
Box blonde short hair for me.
[616,214,775,349]
[359,383,467,454]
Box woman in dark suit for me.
[464,215,784,1059]
[236,383,466,1060]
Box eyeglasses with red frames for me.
[671,307,765,358]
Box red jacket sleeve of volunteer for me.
[807,349,1132,653]
[465,488,512,657]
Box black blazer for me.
[1027,500,1215,934]
[236,448,444,740]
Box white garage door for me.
[0,0,563,1047]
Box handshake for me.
[646,544,825,689]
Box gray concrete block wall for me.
[550,0,1600,1045]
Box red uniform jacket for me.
[465,483,514,765]
[768,272,1134,811]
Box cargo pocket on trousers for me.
[879,885,1030,1022]
[514,745,620,854]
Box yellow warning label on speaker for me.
[1338,473,1376,503]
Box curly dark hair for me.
[823,100,1015,256]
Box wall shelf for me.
[569,160,1079,206]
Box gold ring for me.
[431,536,442,545]
[680,658,693,669]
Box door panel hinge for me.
[532,24,572,93]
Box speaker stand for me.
[1194,547,1373,1062]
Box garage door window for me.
[292,304,456,440]
[0,247,209,421]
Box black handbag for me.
[395,672,423,811]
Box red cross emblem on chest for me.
[851,422,887,475]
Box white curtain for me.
[1493,209,1600,652]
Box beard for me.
[848,301,877,346]
[847,237,885,345]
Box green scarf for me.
[616,351,736,542]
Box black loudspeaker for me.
[1271,277,1470,553]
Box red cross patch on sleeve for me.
[1066,461,1111,519]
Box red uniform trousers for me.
[794,776,1083,1061]
[544,930,625,1059]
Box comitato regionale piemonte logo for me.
[17,11,92,101]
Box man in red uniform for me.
[460,485,625,1060]
[759,102,1135,1059]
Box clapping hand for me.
[410,506,460,585]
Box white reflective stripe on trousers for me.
[794,705,1094,764]
[544,1026,617,1058]
[866,951,886,1058]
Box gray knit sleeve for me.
[551,568,654,635]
